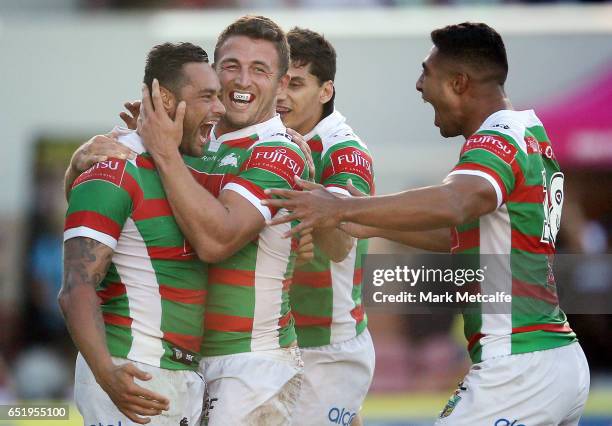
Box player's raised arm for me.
[264,173,497,236]
[138,80,305,263]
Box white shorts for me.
[199,346,304,426]
[435,342,590,426]
[75,353,205,426]
[292,329,376,426]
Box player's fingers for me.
[151,79,164,114]
[127,385,170,409]
[123,392,168,411]
[283,220,312,238]
[261,198,295,210]
[266,212,299,227]
[294,176,323,191]
[174,101,186,126]
[140,84,154,118]
[121,399,162,416]
[125,100,141,114]
[123,363,152,381]
[263,188,297,200]
[346,179,366,197]
[119,112,137,130]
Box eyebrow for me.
[221,57,271,70]
[290,76,306,83]
[198,89,218,95]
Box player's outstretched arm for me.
[138,80,266,263]
[264,174,497,236]
[63,134,134,200]
[59,237,169,424]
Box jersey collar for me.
[303,110,346,142]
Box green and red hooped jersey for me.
[291,110,375,347]
[64,129,207,370]
[186,115,309,357]
[448,109,576,363]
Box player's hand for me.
[97,362,170,425]
[338,179,378,238]
[262,176,345,237]
[120,100,141,130]
[295,227,314,266]
[287,128,315,180]
[70,132,135,173]
[138,79,185,160]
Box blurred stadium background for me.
[0,0,611,425]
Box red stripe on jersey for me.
[467,323,573,351]
[121,170,144,208]
[292,311,332,327]
[451,227,479,253]
[353,268,363,286]
[467,332,484,352]
[308,138,323,153]
[511,230,554,254]
[508,184,544,204]
[512,323,573,334]
[208,268,255,287]
[225,136,258,150]
[132,199,173,221]
[203,174,225,197]
[512,278,558,305]
[65,211,121,240]
[204,312,253,332]
[147,246,198,261]
[452,163,508,202]
[98,281,127,303]
[292,270,332,288]
[103,312,132,327]
[282,278,292,291]
[159,285,207,305]
[278,311,293,328]
[163,332,201,353]
[136,156,156,170]
[351,304,364,323]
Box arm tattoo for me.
[63,237,113,292]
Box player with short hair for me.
[59,42,225,425]
[276,27,375,426]
[264,22,590,425]
[136,16,308,425]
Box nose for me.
[212,97,226,116]
[235,67,252,89]
[415,73,423,93]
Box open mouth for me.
[230,91,255,106]
[276,105,291,115]
[199,118,220,143]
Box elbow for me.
[194,241,233,263]
[57,289,71,318]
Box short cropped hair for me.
[431,22,508,85]
[287,27,337,117]
[214,15,290,77]
[143,42,209,96]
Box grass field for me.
[1,388,611,425]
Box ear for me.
[451,72,470,95]
[277,73,290,95]
[159,86,177,113]
[319,80,334,105]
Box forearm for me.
[154,152,237,262]
[376,227,451,252]
[314,227,354,262]
[342,184,465,231]
[59,284,113,379]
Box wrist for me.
[152,146,182,169]
[91,357,116,385]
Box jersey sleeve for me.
[222,141,309,220]
[448,132,519,208]
[64,159,135,249]
[320,140,375,196]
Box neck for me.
[214,108,276,138]
[297,108,326,136]
[462,86,512,139]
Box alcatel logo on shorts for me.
[495,419,526,426]
[328,407,356,425]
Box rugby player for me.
[136,16,308,425]
[60,42,224,425]
[264,22,590,425]
[277,27,375,426]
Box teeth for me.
[233,92,251,102]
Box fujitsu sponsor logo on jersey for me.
[73,160,126,188]
[463,134,517,164]
[245,145,305,187]
[328,147,374,188]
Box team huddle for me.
[59,15,589,426]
